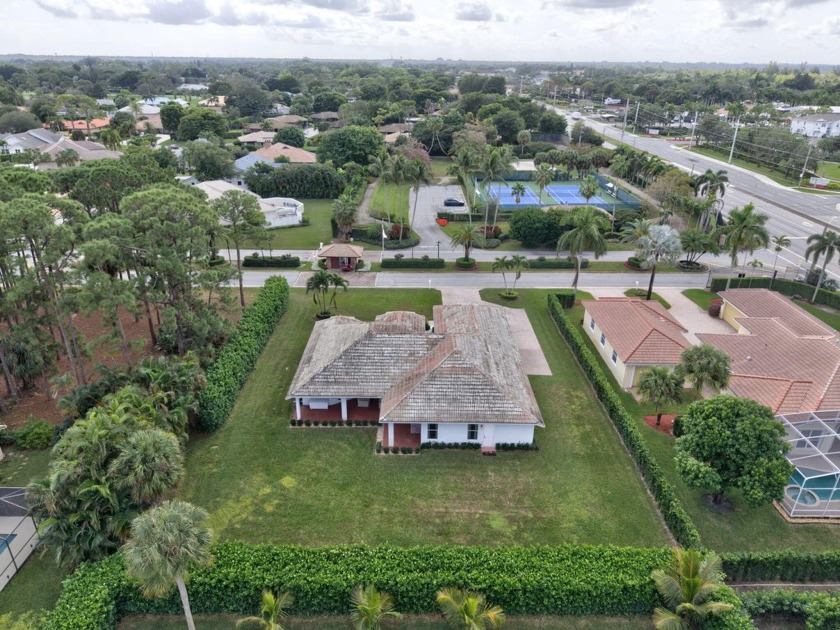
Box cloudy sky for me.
[4,0,839,64]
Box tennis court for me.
[485,184,541,208]
[546,184,608,207]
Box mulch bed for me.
[642,413,677,437]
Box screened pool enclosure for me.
[778,410,840,519]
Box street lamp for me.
[436,240,441,259]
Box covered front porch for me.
[381,423,422,449]
[293,397,381,423]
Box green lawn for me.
[179,287,668,547]
[369,181,410,222]
[118,613,651,629]
[429,157,452,178]
[370,260,681,274]
[623,289,671,309]
[240,199,334,250]
[817,161,840,181]
[686,147,799,187]
[681,289,718,310]
[568,302,840,552]
[795,301,840,332]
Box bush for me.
[45,542,678,629]
[626,256,643,269]
[481,238,502,249]
[13,419,54,450]
[207,256,226,267]
[455,257,477,269]
[242,254,301,268]
[0,426,16,446]
[740,589,840,630]
[380,257,446,269]
[554,290,576,309]
[419,442,482,450]
[547,294,702,548]
[244,163,346,199]
[708,300,722,317]
[197,276,290,431]
[721,550,840,582]
[529,256,589,269]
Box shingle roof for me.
[583,298,690,365]
[720,289,836,338]
[318,243,364,259]
[254,142,317,164]
[311,111,339,120]
[237,131,275,143]
[233,153,280,172]
[287,304,543,426]
[40,135,122,162]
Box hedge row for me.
[529,256,590,269]
[547,294,702,548]
[380,257,446,269]
[242,254,301,268]
[197,276,290,431]
[721,550,840,583]
[740,589,840,629]
[709,276,840,310]
[45,542,677,629]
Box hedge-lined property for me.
[709,277,840,310]
[242,254,301,268]
[197,276,290,431]
[740,589,840,629]
[529,256,590,269]
[380,257,446,269]
[721,550,840,583]
[547,294,702,548]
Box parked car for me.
[443,198,465,207]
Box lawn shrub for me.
[242,254,301,268]
[197,276,290,431]
[709,277,840,309]
[740,588,840,629]
[436,211,484,222]
[704,585,758,630]
[46,542,683,629]
[627,256,644,269]
[455,257,477,270]
[547,294,702,548]
[554,290,576,309]
[13,419,54,449]
[420,442,482,450]
[380,257,446,269]
[529,256,590,269]
[721,550,840,582]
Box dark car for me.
[443,198,465,207]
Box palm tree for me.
[306,269,333,317]
[637,367,682,427]
[635,225,683,301]
[350,584,402,630]
[55,149,79,167]
[389,154,408,241]
[332,194,358,242]
[492,255,512,290]
[620,217,653,245]
[557,206,609,298]
[122,500,213,630]
[328,273,349,311]
[531,163,553,206]
[769,234,790,289]
[805,229,840,300]
[510,183,526,207]
[100,128,122,151]
[651,548,733,630]
[107,429,185,505]
[237,590,294,630]
[510,254,529,291]
[436,587,505,629]
[693,169,729,201]
[453,146,480,219]
[480,146,515,227]
[674,344,731,395]
[516,129,531,155]
[578,175,598,205]
[718,203,769,290]
[450,225,486,262]
[408,159,433,233]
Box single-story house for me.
[384,131,410,145]
[379,123,413,134]
[35,136,122,169]
[0,487,39,592]
[697,289,840,413]
[318,243,364,270]
[237,131,276,145]
[254,142,317,164]
[582,298,690,389]
[134,115,164,133]
[287,304,544,451]
[228,153,283,186]
[0,128,63,154]
[191,180,304,228]
[118,103,161,116]
[311,111,340,121]
[62,118,111,132]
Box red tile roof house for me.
[582,298,691,389]
[253,142,317,164]
[697,289,840,413]
[286,304,544,452]
[317,243,364,271]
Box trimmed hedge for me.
[547,294,702,548]
[436,211,484,222]
[529,256,590,269]
[45,542,677,629]
[455,257,477,269]
[380,257,446,269]
[709,276,840,310]
[242,254,301,268]
[721,550,840,583]
[740,589,840,630]
[197,276,290,431]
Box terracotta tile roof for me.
[62,118,110,130]
[254,142,317,164]
[287,304,543,426]
[318,243,364,259]
[311,111,339,120]
[583,298,690,365]
[720,289,836,338]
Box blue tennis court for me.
[486,184,541,208]
[546,185,608,207]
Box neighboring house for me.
[0,128,63,154]
[582,298,691,389]
[179,83,209,91]
[142,97,188,107]
[790,113,840,138]
[254,142,317,164]
[198,95,226,112]
[119,103,161,116]
[237,131,275,145]
[134,114,164,132]
[697,289,840,413]
[36,136,122,169]
[229,153,283,186]
[272,114,308,126]
[287,304,544,452]
[62,118,111,132]
[378,122,413,134]
[311,111,340,121]
[318,243,364,270]
[0,487,39,592]
[191,179,304,228]
[384,131,409,145]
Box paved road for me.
[409,183,467,250]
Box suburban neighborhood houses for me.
[3,14,840,628]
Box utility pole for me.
[620,101,630,143]
[727,116,740,164]
[633,101,640,127]
[552,85,557,103]
[798,143,814,187]
[688,111,698,147]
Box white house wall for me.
[420,423,535,445]
[583,311,633,388]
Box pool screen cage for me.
[778,410,840,519]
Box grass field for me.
[681,289,718,310]
[623,289,671,309]
[179,287,668,547]
[369,181,410,222]
[429,157,452,178]
[817,161,840,181]
[240,199,334,250]
[687,146,799,187]
[568,299,840,552]
[118,614,651,629]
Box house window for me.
[428,423,438,440]
[600,332,606,346]
[589,318,595,331]
[467,424,478,440]
[611,350,618,364]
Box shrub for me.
[197,277,290,431]
[13,419,54,450]
[207,256,226,267]
[0,426,15,446]
[708,300,722,317]
[740,588,840,629]
[455,258,477,270]
[529,256,589,269]
[554,290,576,309]
[380,257,445,269]
[547,294,702,548]
[481,239,502,249]
[721,550,840,582]
[242,254,301,268]
[626,256,643,269]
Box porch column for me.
[295,397,301,420]
[388,422,395,446]
[341,397,348,421]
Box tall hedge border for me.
[740,589,840,629]
[709,276,840,309]
[547,294,702,548]
[197,276,290,431]
[721,550,840,582]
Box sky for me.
[3,0,840,64]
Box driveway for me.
[409,184,468,253]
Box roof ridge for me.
[816,360,840,408]
[379,337,456,417]
[635,299,688,332]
